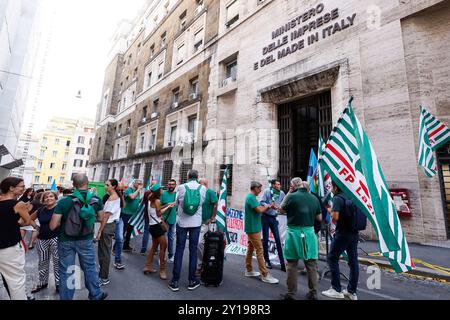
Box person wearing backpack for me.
[322,181,366,301]
[49,174,108,300]
[168,170,206,292]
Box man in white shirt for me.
[168,170,206,292]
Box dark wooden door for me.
[437,142,450,239]
[278,103,293,191]
[278,91,332,192]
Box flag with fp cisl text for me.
[418,106,450,177]
[319,98,414,273]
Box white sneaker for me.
[168,257,174,263]
[321,288,345,299]
[342,289,358,300]
[245,270,261,277]
[261,273,279,284]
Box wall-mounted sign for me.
[254,3,357,70]
[390,189,412,217]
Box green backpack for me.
[183,185,202,216]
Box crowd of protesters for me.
[0,169,361,301]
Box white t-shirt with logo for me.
[104,198,121,223]
[175,180,206,228]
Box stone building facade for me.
[89,0,220,187]
[90,0,450,243]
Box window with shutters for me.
[111,167,117,179]
[133,163,141,179]
[162,160,173,186]
[193,28,204,53]
[176,44,185,65]
[226,0,239,27]
[158,61,164,79]
[179,10,187,29]
[143,162,153,186]
[150,129,157,150]
[119,166,125,181]
[179,160,193,184]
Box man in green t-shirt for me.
[197,178,218,272]
[49,174,107,300]
[279,178,322,300]
[122,180,143,251]
[244,181,279,285]
[160,179,177,262]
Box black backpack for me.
[64,195,99,237]
[334,194,367,232]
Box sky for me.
[28,0,146,134]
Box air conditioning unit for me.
[172,102,179,109]
[189,93,198,100]
[117,133,122,138]
[141,117,147,123]
[195,5,204,15]
[151,112,158,119]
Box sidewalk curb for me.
[358,257,450,284]
[318,251,450,284]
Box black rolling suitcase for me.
[201,223,225,287]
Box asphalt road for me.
[1,235,449,300]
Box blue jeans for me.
[141,220,150,253]
[327,232,359,294]
[114,219,124,263]
[58,239,103,300]
[167,223,175,259]
[121,214,133,249]
[262,215,285,265]
[172,225,201,282]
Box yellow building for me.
[33,118,76,188]
[32,117,94,188]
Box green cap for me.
[150,184,161,192]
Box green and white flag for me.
[418,106,450,177]
[319,98,414,273]
[129,200,145,238]
[216,167,230,243]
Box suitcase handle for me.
[208,221,217,232]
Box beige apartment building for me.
[33,117,94,189]
[90,0,450,243]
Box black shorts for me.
[149,224,165,238]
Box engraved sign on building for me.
[253,3,357,70]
